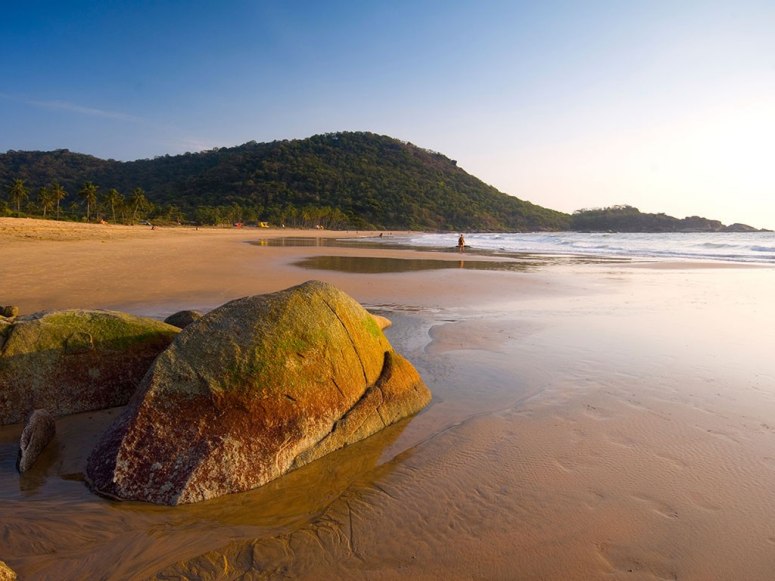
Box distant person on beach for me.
[458,234,465,252]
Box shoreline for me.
[2,217,762,317]
[0,217,580,316]
[2,217,775,579]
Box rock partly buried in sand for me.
[0,560,16,581]
[17,409,56,472]
[87,280,430,505]
[0,318,12,351]
[164,309,203,329]
[0,310,180,425]
[0,306,19,318]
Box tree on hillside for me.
[37,186,54,218]
[193,206,221,226]
[128,187,150,223]
[50,181,67,219]
[8,179,29,213]
[152,203,185,224]
[103,188,124,223]
[78,181,99,221]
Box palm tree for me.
[38,186,54,218]
[8,179,28,213]
[104,188,123,223]
[50,182,67,220]
[128,187,149,224]
[78,181,99,221]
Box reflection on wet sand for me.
[154,313,548,579]
[250,236,411,250]
[294,255,540,273]
[0,407,410,579]
[156,265,775,579]
[252,236,631,267]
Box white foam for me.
[380,232,775,264]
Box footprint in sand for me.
[654,451,688,470]
[606,431,637,449]
[595,541,678,579]
[582,489,607,510]
[688,491,721,512]
[632,494,679,520]
[693,425,741,445]
[583,404,613,420]
[552,457,575,473]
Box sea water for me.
[371,231,775,264]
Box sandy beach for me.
[2,217,775,579]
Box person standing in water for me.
[458,234,465,252]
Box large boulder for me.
[87,281,431,505]
[0,310,180,425]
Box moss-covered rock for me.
[0,310,180,425]
[87,281,430,505]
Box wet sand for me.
[2,218,775,579]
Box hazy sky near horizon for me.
[2,1,774,227]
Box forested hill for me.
[570,205,767,233]
[0,132,570,231]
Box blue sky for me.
[2,1,774,227]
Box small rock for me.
[0,319,11,351]
[164,310,203,329]
[17,409,56,473]
[0,560,17,580]
[370,313,392,330]
[0,306,19,318]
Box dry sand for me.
[2,218,775,579]
[1,218,560,315]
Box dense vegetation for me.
[0,132,570,231]
[570,205,762,232]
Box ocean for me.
[370,231,775,264]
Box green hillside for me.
[0,132,569,231]
[570,205,765,233]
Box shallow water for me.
[2,261,775,578]
[0,408,420,579]
[293,255,541,273]
[380,231,775,263]
[254,236,632,268]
